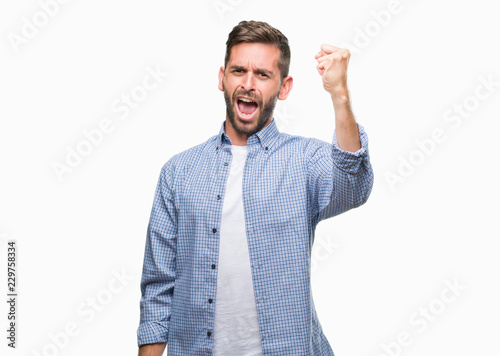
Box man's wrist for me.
[330,85,350,105]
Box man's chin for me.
[230,115,262,135]
[233,120,259,135]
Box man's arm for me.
[315,44,360,152]
[137,160,178,353]
[138,342,166,356]
[307,44,373,222]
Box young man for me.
[137,20,374,356]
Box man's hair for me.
[224,20,291,81]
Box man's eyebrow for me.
[255,68,274,77]
[228,65,275,77]
[228,65,246,72]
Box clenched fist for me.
[315,44,351,98]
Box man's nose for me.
[241,72,256,92]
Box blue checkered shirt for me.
[138,118,374,355]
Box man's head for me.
[224,20,291,82]
[219,21,293,145]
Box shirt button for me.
[265,147,268,150]
[212,228,217,233]
[216,195,221,200]
[207,331,212,337]
[211,264,216,269]
[208,298,213,303]
[223,162,228,166]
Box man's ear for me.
[218,66,225,92]
[278,76,293,100]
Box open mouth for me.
[236,96,259,120]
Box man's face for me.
[218,43,292,143]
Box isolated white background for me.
[1,0,499,355]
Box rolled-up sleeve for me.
[308,123,374,223]
[137,160,177,346]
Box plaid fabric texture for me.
[138,118,374,355]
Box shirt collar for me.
[215,118,280,152]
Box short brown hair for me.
[224,20,291,81]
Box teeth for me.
[239,98,254,103]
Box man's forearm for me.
[314,44,361,153]
[138,342,166,356]
[331,87,361,153]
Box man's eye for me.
[259,73,268,77]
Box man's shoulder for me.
[160,134,217,172]
[158,129,332,174]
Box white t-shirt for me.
[213,144,263,356]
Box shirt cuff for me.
[137,321,168,347]
[332,123,369,174]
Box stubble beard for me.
[223,85,280,137]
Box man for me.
[137,20,373,356]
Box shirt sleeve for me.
[307,123,374,223]
[137,160,178,346]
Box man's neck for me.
[224,120,249,146]
[224,117,272,146]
